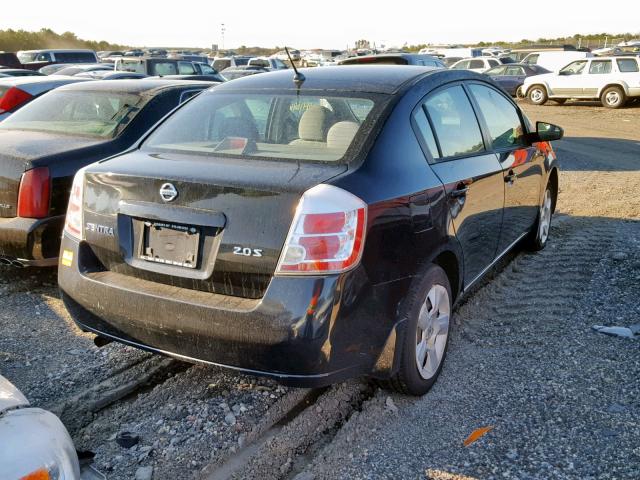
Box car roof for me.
[0,75,91,86]
[214,65,441,94]
[56,78,214,94]
[18,49,95,53]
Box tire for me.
[525,185,553,251]
[515,85,525,99]
[381,264,452,396]
[553,98,567,105]
[528,85,548,105]
[601,86,626,109]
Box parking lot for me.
[1,99,639,479]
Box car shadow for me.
[553,136,640,172]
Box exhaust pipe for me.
[94,336,112,348]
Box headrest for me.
[327,121,359,151]
[298,105,332,142]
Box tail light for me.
[276,184,367,275]
[0,87,33,114]
[17,167,50,218]
[63,169,86,240]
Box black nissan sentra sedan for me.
[58,66,562,395]
[0,79,212,266]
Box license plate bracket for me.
[139,221,200,269]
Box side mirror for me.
[530,121,564,143]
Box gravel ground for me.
[0,101,638,480]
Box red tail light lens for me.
[64,169,85,240]
[276,185,367,275]
[17,167,50,218]
[0,87,33,114]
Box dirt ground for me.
[0,100,638,480]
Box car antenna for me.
[285,47,305,88]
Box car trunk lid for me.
[82,150,347,299]
[0,130,101,218]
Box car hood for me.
[0,129,105,168]
[0,375,29,414]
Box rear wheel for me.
[601,86,625,108]
[528,85,548,105]
[382,265,452,396]
[516,85,525,99]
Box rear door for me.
[416,84,504,286]
[467,83,543,252]
[502,65,527,94]
[583,59,613,97]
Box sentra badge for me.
[85,223,114,237]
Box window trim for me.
[464,81,529,154]
[411,81,489,164]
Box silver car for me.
[0,375,80,479]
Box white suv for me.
[522,56,640,108]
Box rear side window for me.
[589,60,612,74]
[469,84,524,150]
[505,66,525,75]
[469,60,484,69]
[524,54,539,64]
[617,59,639,72]
[486,66,506,75]
[153,62,178,76]
[452,60,469,69]
[424,85,485,159]
[488,59,500,67]
[55,52,96,63]
[178,62,197,74]
[413,107,440,161]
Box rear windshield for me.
[0,90,144,138]
[143,91,382,162]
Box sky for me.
[2,0,639,49]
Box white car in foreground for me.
[0,375,80,479]
[522,56,640,108]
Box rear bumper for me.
[58,234,410,387]
[0,215,64,265]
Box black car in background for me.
[338,53,446,68]
[0,79,212,266]
[485,63,550,97]
[58,67,562,395]
[0,69,45,78]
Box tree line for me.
[0,28,128,52]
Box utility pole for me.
[221,23,226,51]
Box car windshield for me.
[0,90,144,138]
[234,58,249,66]
[143,91,382,162]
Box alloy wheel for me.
[605,91,621,106]
[538,189,552,244]
[415,285,450,380]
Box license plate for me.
[139,221,200,269]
